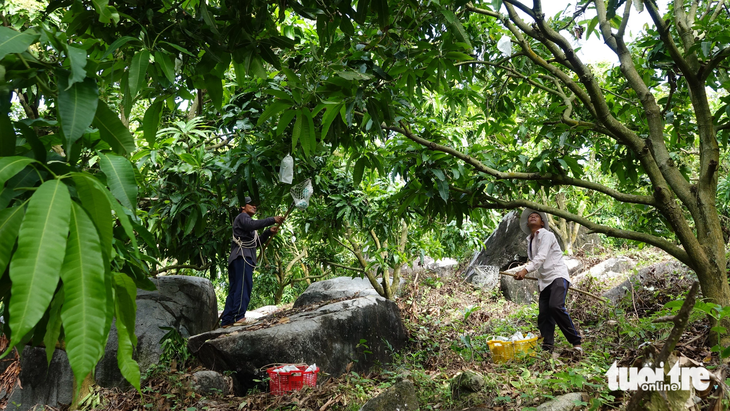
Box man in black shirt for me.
[221,197,284,328]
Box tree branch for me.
[325,261,365,273]
[150,263,211,275]
[475,197,692,267]
[387,122,657,206]
[701,46,730,81]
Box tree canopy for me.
[1,0,729,391]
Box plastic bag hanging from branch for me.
[259,179,314,262]
[279,154,293,184]
[291,178,313,210]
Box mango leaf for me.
[0,205,25,275]
[142,100,163,145]
[0,92,15,157]
[301,108,315,157]
[0,27,39,60]
[440,9,472,51]
[154,51,175,83]
[292,109,303,152]
[113,272,137,346]
[93,101,135,156]
[204,76,223,110]
[128,50,150,100]
[43,287,64,366]
[6,180,71,355]
[66,45,87,88]
[353,157,367,186]
[100,36,140,60]
[84,175,139,259]
[61,202,107,389]
[277,109,297,136]
[321,103,343,140]
[0,157,36,187]
[72,173,113,264]
[98,153,137,212]
[58,72,99,149]
[114,272,140,392]
[92,0,119,23]
[257,101,291,126]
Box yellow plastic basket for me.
[487,336,539,363]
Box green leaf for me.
[128,50,150,100]
[113,272,137,346]
[78,175,139,259]
[7,180,71,353]
[61,202,107,388]
[98,153,137,212]
[100,36,140,60]
[321,103,343,140]
[58,72,99,149]
[353,157,366,186]
[373,0,389,29]
[66,45,88,88]
[491,0,503,11]
[0,27,39,60]
[72,173,113,265]
[43,287,64,366]
[204,76,223,110]
[440,9,472,51]
[0,91,15,157]
[0,157,36,188]
[445,51,473,61]
[587,16,599,40]
[302,108,315,157]
[113,272,140,392]
[277,109,297,136]
[143,100,163,145]
[92,0,119,23]
[366,99,383,137]
[292,110,303,152]
[92,101,135,156]
[0,205,25,275]
[437,179,449,201]
[154,51,175,83]
[257,101,291,126]
[249,55,267,80]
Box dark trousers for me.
[221,257,254,326]
[538,278,581,351]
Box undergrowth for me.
[67,251,719,410]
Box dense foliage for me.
[1,0,729,392]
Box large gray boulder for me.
[294,277,381,308]
[96,275,218,387]
[189,296,407,396]
[359,380,419,411]
[602,260,694,304]
[5,348,73,411]
[536,392,589,411]
[573,257,636,285]
[5,276,218,410]
[465,211,529,275]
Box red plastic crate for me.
[267,365,319,395]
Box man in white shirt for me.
[515,208,582,353]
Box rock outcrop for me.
[359,380,419,411]
[189,296,408,395]
[4,276,218,411]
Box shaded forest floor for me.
[33,248,726,410]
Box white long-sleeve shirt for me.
[524,229,570,291]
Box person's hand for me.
[514,268,528,281]
[270,226,280,235]
[274,216,285,224]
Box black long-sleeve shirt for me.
[228,213,276,265]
